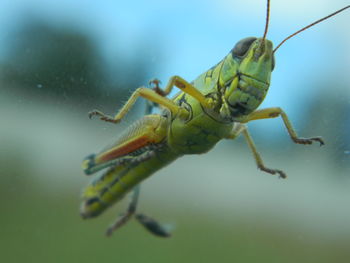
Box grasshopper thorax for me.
[219,37,275,121]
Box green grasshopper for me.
[81,1,349,237]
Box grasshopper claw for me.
[259,165,287,179]
[311,137,325,146]
[293,136,325,146]
[149,78,167,96]
[148,78,161,87]
[277,170,287,179]
[88,111,94,119]
[88,110,103,119]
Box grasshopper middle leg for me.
[89,87,189,123]
[241,107,324,146]
[89,75,216,124]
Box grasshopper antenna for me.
[274,5,350,53]
[262,0,271,41]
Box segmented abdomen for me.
[80,146,178,218]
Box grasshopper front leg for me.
[240,107,325,146]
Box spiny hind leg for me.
[106,185,171,238]
[105,150,171,237]
[226,124,286,179]
[241,107,324,146]
[83,154,136,175]
[105,185,140,236]
[89,87,189,123]
[135,213,171,238]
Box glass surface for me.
[1,1,349,262]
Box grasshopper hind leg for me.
[106,91,171,237]
[106,135,171,236]
[106,184,171,238]
[105,185,140,236]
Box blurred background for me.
[0,0,349,262]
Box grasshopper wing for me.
[83,114,168,175]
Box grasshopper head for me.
[233,37,275,83]
[219,2,349,121]
[220,37,275,120]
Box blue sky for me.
[0,0,349,133]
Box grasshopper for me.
[81,1,349,237]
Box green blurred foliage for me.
[1,181,349,263]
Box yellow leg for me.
[89,87,189,123]
[150,76,214,108]
[164,76,214,108]
[226,124,286,178]
[242,127,286,178]
[240,107,324,145]
[224,123,246,139]
[90,75,214,124]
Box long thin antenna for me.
[262,0,271,40]
[274,5,350,53]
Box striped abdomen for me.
[80,146,178,218]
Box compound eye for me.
[231,37,257,57]
[271,54,276,71]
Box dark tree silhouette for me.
[0,19,156,110]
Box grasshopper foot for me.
[88,110,118,123]
[259,166,287,179]
[293,136,324,146]
[149,78,166,96]
[135,213,171,238]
